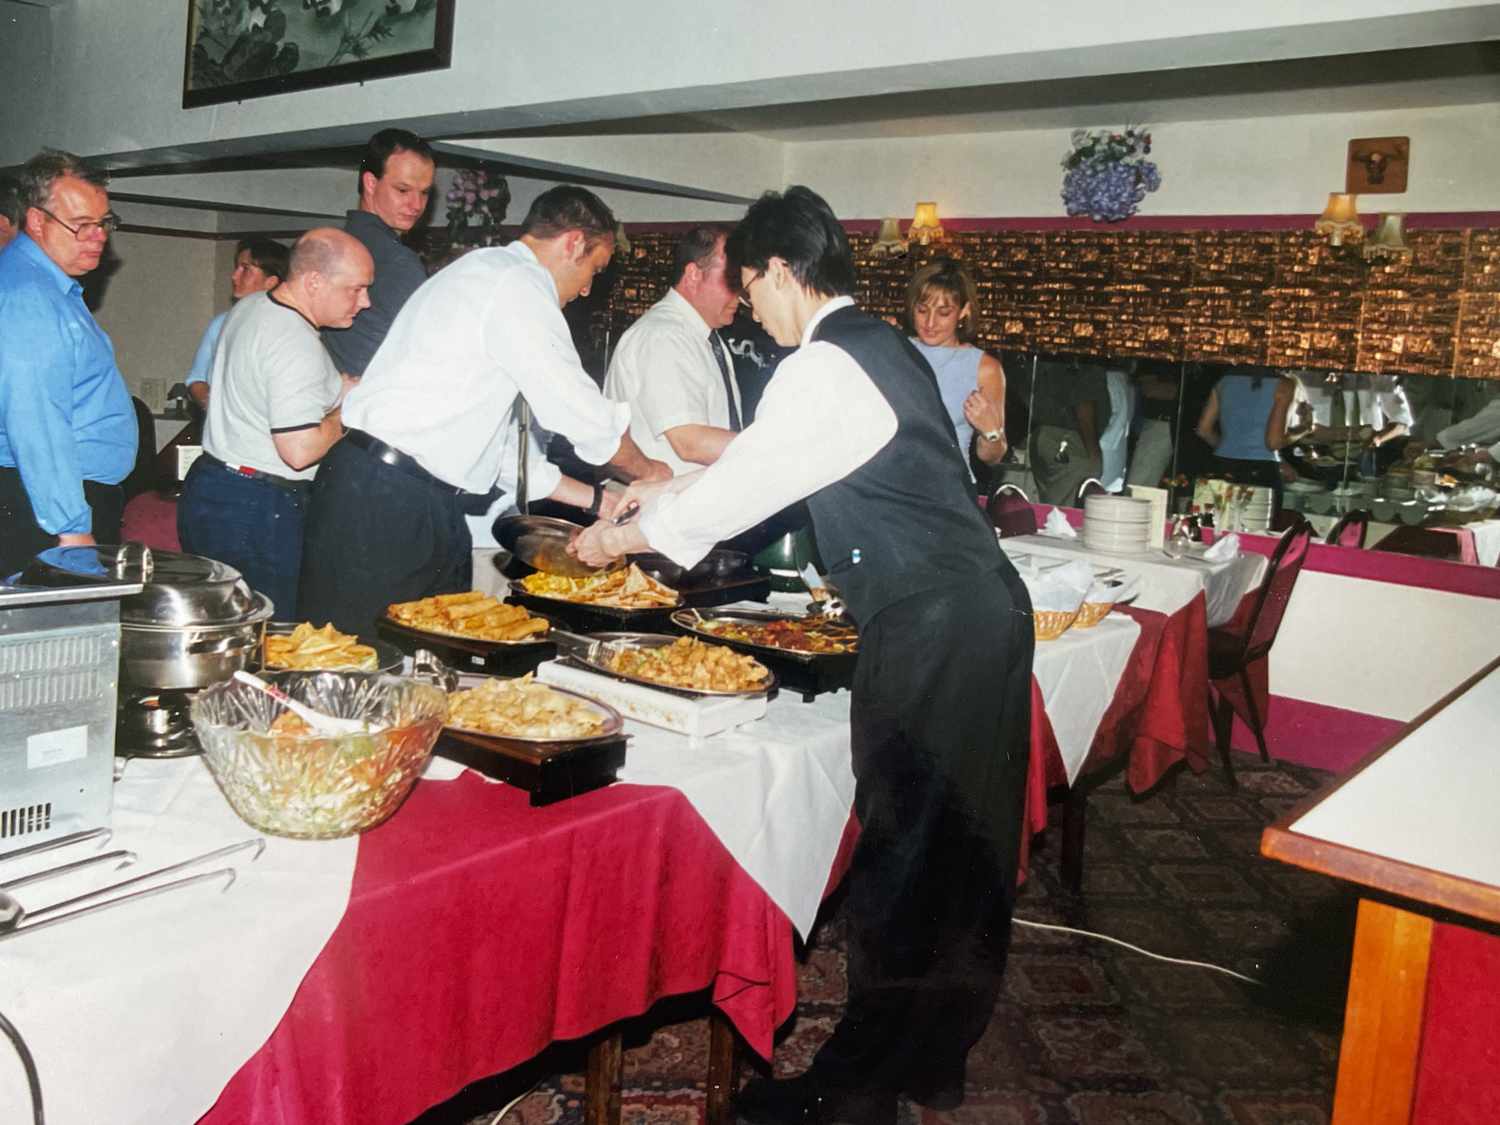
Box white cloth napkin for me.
[1021,558,1093,614]
[1040,506,1079,539]
[1203,533,1241,562]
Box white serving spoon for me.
[232,670,381,735]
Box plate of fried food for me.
[518,563,680,610]
[573,632,774,697]
[445,673,623,744]
[262,622,403,673]
[384,592,552,644]
[670,609,859,663]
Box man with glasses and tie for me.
[603,227,744,474]
[0,149,137,575]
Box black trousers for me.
[813,565,1034,1094]
[0,467,124,577]
[298,439,473,640]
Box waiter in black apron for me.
[571,186,1033,1125]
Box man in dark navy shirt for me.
[321,129,435,378]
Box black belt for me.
[343,428,488,499]
[199,452,309,492]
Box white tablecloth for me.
[1004,534,1267,627]
[1032,614,1142,783]
[1468,519,1500,567]
[0,759,357,1125]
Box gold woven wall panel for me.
[602,224,1500,379]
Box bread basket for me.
[1032,608,1079,641]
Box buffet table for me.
[0,693,857,1125]
[0,576,1232,1125]
[1261,655,1500,1125]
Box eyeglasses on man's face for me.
[36,206,121,240]
[737,269,766,311]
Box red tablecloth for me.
[1019,588,1271,865]
[202,770,823,1125]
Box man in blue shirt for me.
[0,176,20,251]
[0,150,137,576]
[185,236,289,410]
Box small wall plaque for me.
[1347,137,1410,195]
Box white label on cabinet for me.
[27,725,89,769]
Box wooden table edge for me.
[1260,652,1500,922]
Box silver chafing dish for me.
[18,544,274,757]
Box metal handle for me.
[0,868,238,942]
[411,649,459,692]
[114,541,154,582]
[0,849,136,891]
[187,632,257,655]
[0,827,112,867]
[22,838,264,922]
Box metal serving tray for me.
[560,631,777,699]
[433,672,628,805]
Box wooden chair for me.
[1205,515,1314,786]
[986,484,1037,538]
[1324,508,1371,549]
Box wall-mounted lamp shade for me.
[1364,212,1412,261]
[909,201,945,246]
[871,217,909,257]
[1315,192,1364,247]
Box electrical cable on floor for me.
[0,1006,45,1125]
[1013,917,1265,986]
[486,1080,541,1124]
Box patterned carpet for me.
[418,752,1358,1125]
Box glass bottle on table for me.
[1165,515,1194,559]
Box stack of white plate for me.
[1082,495,1153,556]
[1239,486,1275,532]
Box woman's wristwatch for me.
[982,429,1004,444]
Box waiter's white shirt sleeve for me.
[638,297,897,569]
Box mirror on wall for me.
[986,353,1498,567]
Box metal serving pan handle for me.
[114,542,154,582]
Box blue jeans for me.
[177,458,309,621]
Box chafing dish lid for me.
[20,544,263,627]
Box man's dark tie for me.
[709,331,743,432]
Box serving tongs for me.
[0,835,264,941]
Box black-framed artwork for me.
[183,0,455,109]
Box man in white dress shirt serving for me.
[603,226,743,473]
[573,186,1034,1125]
[299,185,670,638]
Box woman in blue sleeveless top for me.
[904,258,1008,472]
[1195,365,1299,507]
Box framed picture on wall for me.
[182,0,456,109]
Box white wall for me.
[6,0,1494,164]
[786,102,1500,219]
[1272,569,1500,720]
[90,232,221,407]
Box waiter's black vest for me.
[806,305,1003,625]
